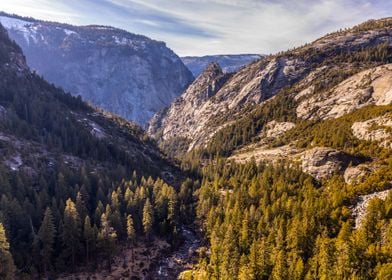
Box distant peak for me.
[204,62,223,74]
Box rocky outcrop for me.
[352,189,391,228]
[297,65,392,120]
[351,113,392,149]
[344,164,376,184]
[149,56,308,150]
[148,62,231,147]
[300,147,365,180]
[230,144,299,164]
[0,13,193,125]
[263,121,295,139]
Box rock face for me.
[150,18,392,151]
[300,147,365,180]
[344,164,375,185]
[264,121,296,139]
[297,65,392,120]
[352,189,391,228]
[182,54,262,77]
[351,113,392,149]
[148,62,232,148]
[149,56,308,149]
[0,22,179,183]
[0,13,194,126]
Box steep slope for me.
[182,54,262,76]
[150,18,392,157]
[0,22,176,180]
[148,62,232,154]
[0,23,195,278]
[0,12,194,125]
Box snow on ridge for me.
[64,29,77,36]
[0,16,32,30]
[0,16,35,45]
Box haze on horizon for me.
[0,0,391,56]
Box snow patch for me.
[0,16,32,30]
[0,16,37,45]
[113,35,128,45]
[89,121,107,139]
[64,29,77,36]
[5,154,23,171]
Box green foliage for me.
[193,160,392,279]
[281,105,392,159]
[206,92,298,157]
[37,208,56,275]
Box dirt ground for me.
[57,239,170,280]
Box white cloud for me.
[0,0,391,55]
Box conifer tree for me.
[62,199,81,269]
[83,216,95,264]
[126,214,136,263]
[38,207,56,276]
[126,214,136,246]
[0,222,15,280]
[76,191,88,222]
[98,213,117,272]
[142,198,153,240]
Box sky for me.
[0,0,391,56]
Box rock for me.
[148,62,231,147]
[344,164,375,184]
[149,56,307,150]
[229,144,299,164]
[150,18,392,152]
[352,189,391,228]
[0,13,193,126]
[264,121,295,139]
[351,114,392,149]
[300,147,364,180]
[297,65,392,120]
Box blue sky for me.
[0,0,391,56]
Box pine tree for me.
[83,216,95,264]
[0,223,15,280]
[221,225,240,280]
[126,214,136,262]
[62,198,81,269]
[76,191,87,222]
[98,213,117,272]
[271,250,288,280]
[317,236,336,280]
[38,207,56,277]
[142,198,154,240]
[126,214,136,245]
[335,222,352,278]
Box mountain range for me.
[181,54,262,77]
[149,17,392,187]
[0,11,391,280]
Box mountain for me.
[0,12,194,125]
[175,19,392,279]
[0,22,197,279]
[0,21,177,180]
[149,17,392,167]
[181,54,262,77]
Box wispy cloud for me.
[0,0,391,55]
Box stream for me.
[149,226,201,279]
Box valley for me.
[0,8,391,280]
